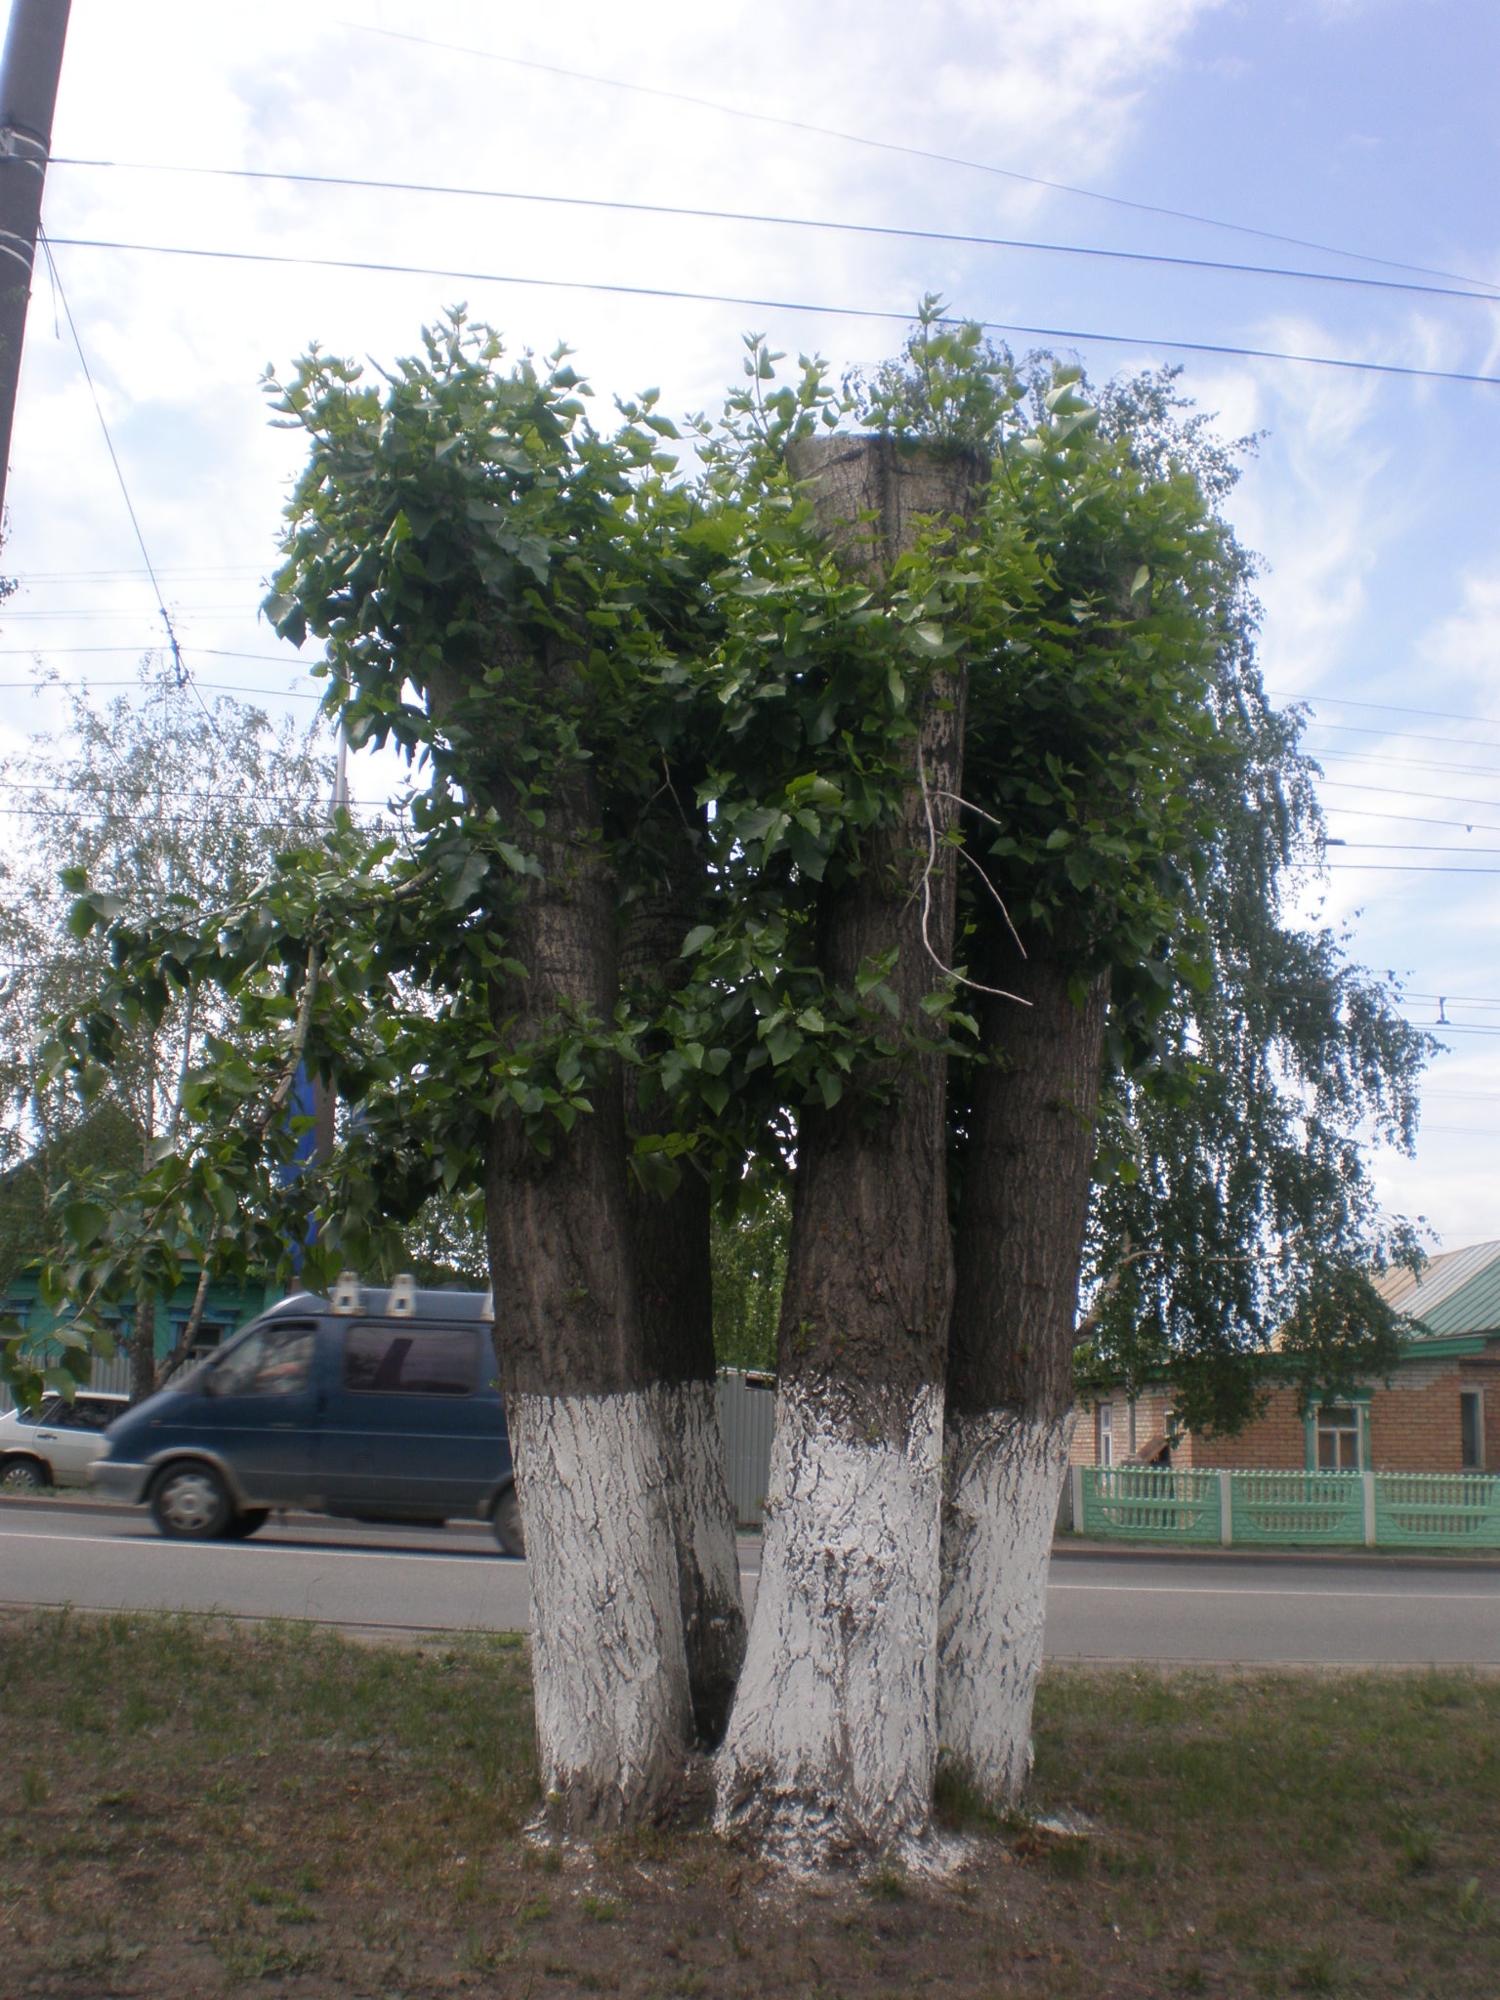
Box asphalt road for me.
[3,1501,1499,1664]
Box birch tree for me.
[0,672,330,1401]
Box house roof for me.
[1376,1240,1500,1339]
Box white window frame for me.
[1315,1402,1362,1473]
[1097,1401,1114,1467]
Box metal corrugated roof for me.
[1377,1240,1500,1315]
[1378,1239,1500,1339]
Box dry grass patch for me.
[1,1612,1497,1996]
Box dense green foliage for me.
[14,310,1430,1432]
[0,677,333,1396]
[1075,375,1430,1433]
[710,1190,789,1372]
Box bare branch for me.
[1074,1244,1153,1342]
[914,741,1031,1006]
[935,789,1028,957]
[955,843,1028,958]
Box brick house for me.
[1070,1240,1500,1476]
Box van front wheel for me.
[491,1486,525,1559]
[151,1462,232,1540]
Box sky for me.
[3,0,1499,1252]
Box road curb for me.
[1053,1536,1500,1570]
[0,1494,141,1520]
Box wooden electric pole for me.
[0,0,71,521]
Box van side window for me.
[343,1326,477,1397]
[209,1324,318,1398]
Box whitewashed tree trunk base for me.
[715,1381,944,1866]
[510,1390,694,1830]
[937,1409,1073,1806]
[650,1378,747,1747]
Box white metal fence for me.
[717,1368,776,1528]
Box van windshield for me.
[205,1323,317,1398]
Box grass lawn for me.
[1,1612,1497,1997]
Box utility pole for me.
[0,0,71,522]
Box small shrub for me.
[932,1761,1001,1833]
[866,1863,908,1901]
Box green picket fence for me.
[1375,1473,1500,1551]
[1072,1465,1500,1550]
[1079,1466,1221,1544]
[1231,1469,1365,1547]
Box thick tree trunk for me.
[938,951,1108,1804]
[717,436,983,1862]
[620,868,747,1750]
[484,745,693,1832]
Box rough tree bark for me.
[717,436,984,1861]
[938,948,1109,1804]
[482,665,694,1831]
[128,1293,155,1405]
[620,853,747,1750]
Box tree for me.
[935,363,1430,1803]
[0,669,331,1402]
[38,315,1429,1859]
[708,426,990,1856]
[261,318,758,1823]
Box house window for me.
[1097,1402,1114,1467]
[1316,1404,1361,1471]
[1460,1391,1483,1470]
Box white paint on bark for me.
[650,1378,746,1742]
[937,1408,1073,1804]
[716,1380,944,1863]
[509,1389,694,1828]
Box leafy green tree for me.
[0,668,332,1399]
[710,1188,789,1373]
[34,313,1430,1860]
[932,357,1430,1804]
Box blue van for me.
[89,1282,524,1554]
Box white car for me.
[0,1392,129,1491]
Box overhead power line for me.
[1270,689,1500,728]
[50,156,1500,309]
[0,677,323,698]
[1306,718,1500,753]
[1319,779,1500,813]
[341,20,1500,298]
[35,230,187,686]
[1314,749,1500,781]
[1328,807,1500,835]
[0,645,317,663]
[43,235,1500,390]
[1336,843,1500,856]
